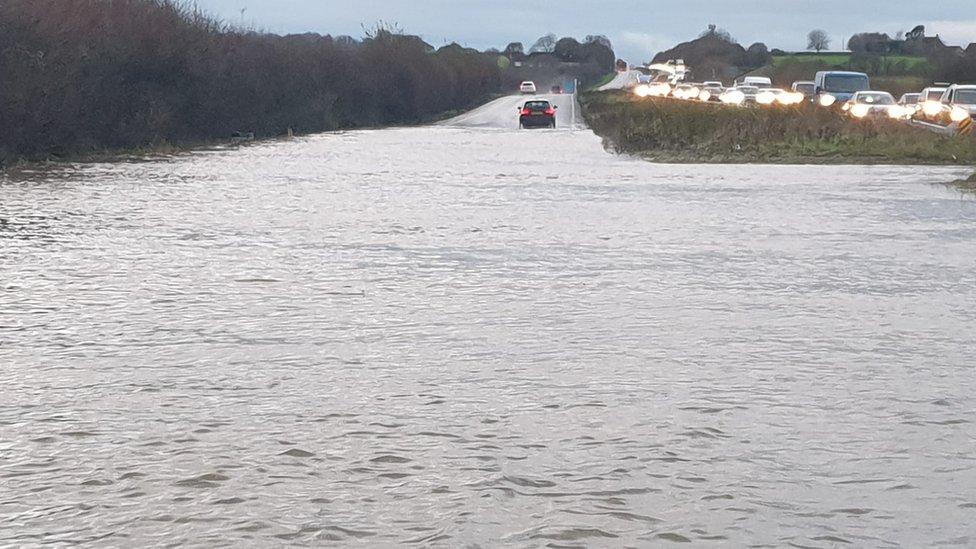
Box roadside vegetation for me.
[580,91,976,164]
[954,172,976,192]
[0,0,503,164]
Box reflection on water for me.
[1,128,975,547]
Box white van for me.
[739,76,772,89]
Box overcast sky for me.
[194,0,976,62]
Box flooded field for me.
[2,102,975,547]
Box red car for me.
[518,100,557,129]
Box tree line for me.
[802,25,976,81]
[0,0,503,163]
[498,34,616,87]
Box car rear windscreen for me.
[524,102,550,111]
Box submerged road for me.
[1,98,975,547]
[441,93,583,129]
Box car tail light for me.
[544,107,555,116]
[521,108,532,116]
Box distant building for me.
[905,35,948,55]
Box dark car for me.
[518,100,557,129]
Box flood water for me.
[2,104,976,547]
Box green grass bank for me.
[579,90,976,165]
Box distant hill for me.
[652,31,770,82]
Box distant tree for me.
[745,42,772,67]
[554,37,582,61]
[807,29,830,52]
[580,39,616,72]
[530,33,557,53]
[906,25,925,41]
[504,42,524,57]
[848,32,892,54]
[700,24,735,43]
[362,20,403,41]
[585,35,613,51]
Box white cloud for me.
[922,20,976,47]
[617,31,675,63]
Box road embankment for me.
[580,91,976,165]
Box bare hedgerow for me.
[0,0,502,161]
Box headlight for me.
[819,94,836,107]
[756,91,776,105]
[634,85,651,98]
[888,106,905,119]
[922,101,944,117]
[699,91,711,102]
[851,104,870,118]
[721,90,745,105]
[778,92,803,105]
[950,106,971,123]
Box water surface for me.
[2,117,975,547]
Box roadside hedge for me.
[0,0,502,162]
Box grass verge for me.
[580,90,976,165]
[952,171,976,192]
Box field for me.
[772,53,930,71]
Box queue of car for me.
[628,69,974,131]
[915,84,976,125]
